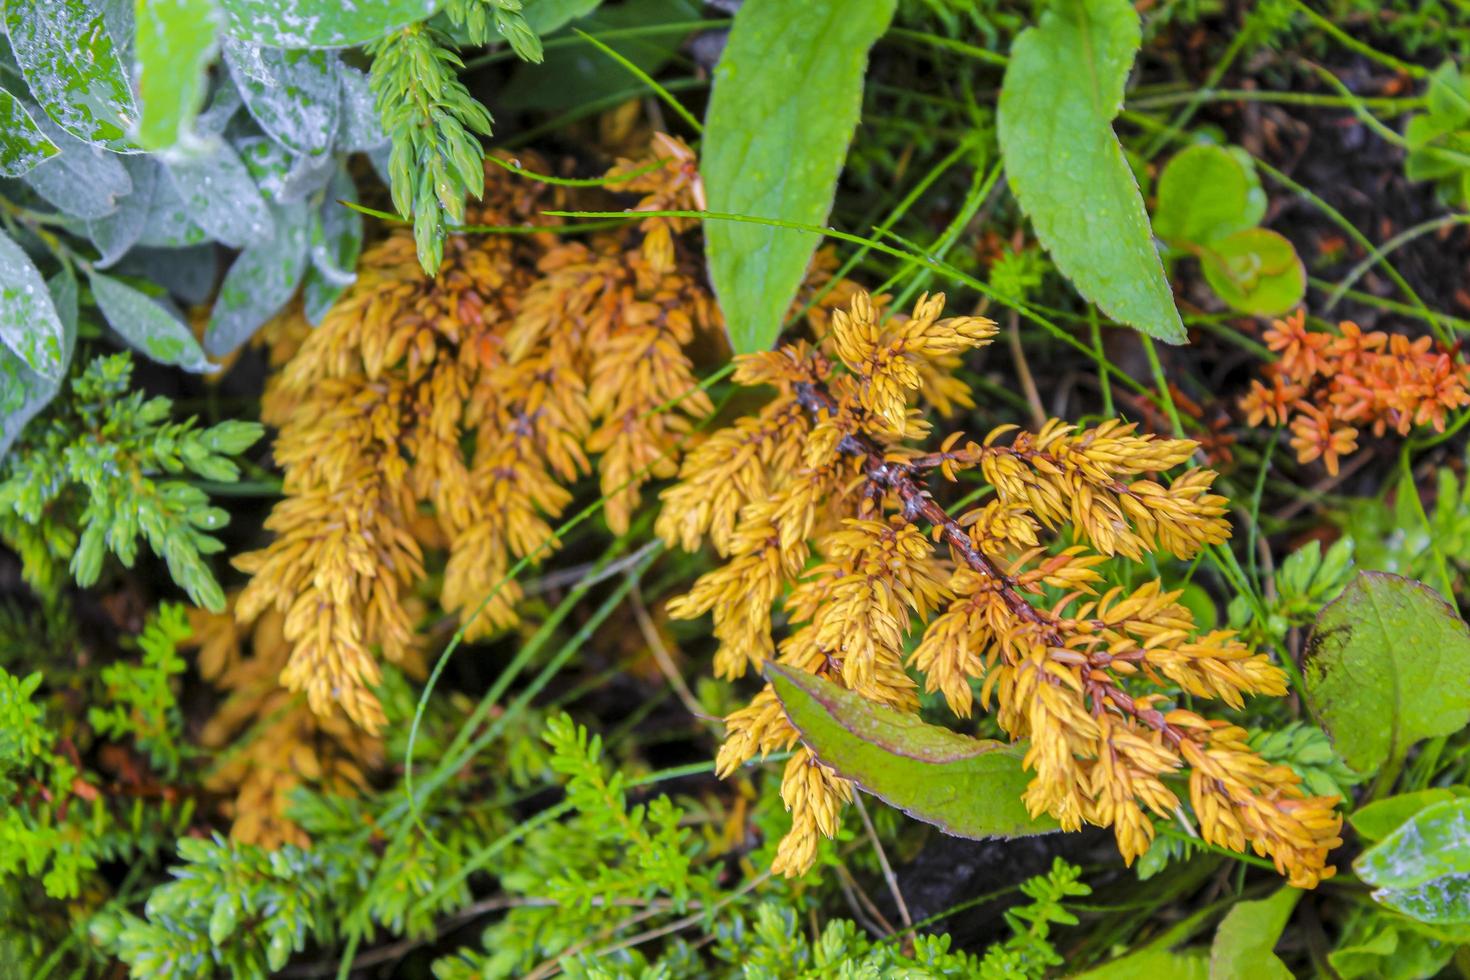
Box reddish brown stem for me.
[793,381,1190,749]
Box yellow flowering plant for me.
[661,290,1343,887]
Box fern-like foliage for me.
[0,353,262,611]
[88,603,192,778]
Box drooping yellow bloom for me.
[663,290,1342,888]
[236,137,720,730]
[186,600,382,849]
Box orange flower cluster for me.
[235,136,719,732]
[1240,311,1470,474]
[663,292,1341,886]
[186,599,383,848]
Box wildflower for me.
[1243,310,1470,471]
[664,291,1342,887]
[237,137,720,730]
[186,600,382,848]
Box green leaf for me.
[203,203,308,356]
[702,0,897,354]
[0,228,66,379]
[85,155,158,267]
[1352,789,1464,842]
[1357,799,1470,925]
[21,107,134,220]
[0,344,60,460]
[132,0,222,151]
[1076,949,1210,979]
[1199,227,1305,316]
[1153,144,1264,246]
[0,85,60,176]
[765,663,1057,839]
[5,0,138,148]
[1209,887,1300,979]
[1330,920,1457,980]
[221,37,339,157]
[218,0,439,48]
[334,63,385,151]
[997,0,1185,343]
[1304,571,1470,774]
[524,0,602,33]
[303,166,361,324]
[88,269,213,372]
[164,141,274,248]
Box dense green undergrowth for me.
[3,0,1470,977]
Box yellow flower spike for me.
[664,288,1343,888]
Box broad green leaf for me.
[335,63,385,151]
[1209,887,1300,979]
[1352,789,1463,842]
[1200,228,1305,316]
[218,0,439,48]
[46,266,78,367]
[164,141,273,247]
[221,37,339,157]
[236,133,332,202]
[0,346,59,460]
[303,166,361,324]
[204,203,308,356]
[1428,61,1470,124]
[1357,799,1470,925]
[113,244,217,303]
[1304,571,1470,774]
[89,269,212,371]
[997,0,1185,343]
[136,167,210,247]
[132,0,222,150]
[0,228,66,379]
[525,0,602,33]
[702,0,897,354]
[1154,144,1264,246]
[765,663,1056,839]
[84,154,157,267]
[1075,949,1210,979]
[1330,921,1457,980]
[0,85,59,176]
[21,107,133,219]
[5,0,138,148]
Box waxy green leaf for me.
[221,37,339,158]
[0,85,60,176]
[89,269,213,372]
[1352,789,1465,842]
[998,0,1185,343]
[1305,572,1470,774]
[218,0,439,49]
[132,0,223,151]
[204,203,308,356]
[5,0,138,148]
[766,662,1056,840]
[0,228,67,379]
[702,0,897,354]
[1357,799,1470,925]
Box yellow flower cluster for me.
[186,598,383,848]
[662,291,1342,888]
[235,137,718,732]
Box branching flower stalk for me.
[236,137,718,733]
[661,292,1343,887]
